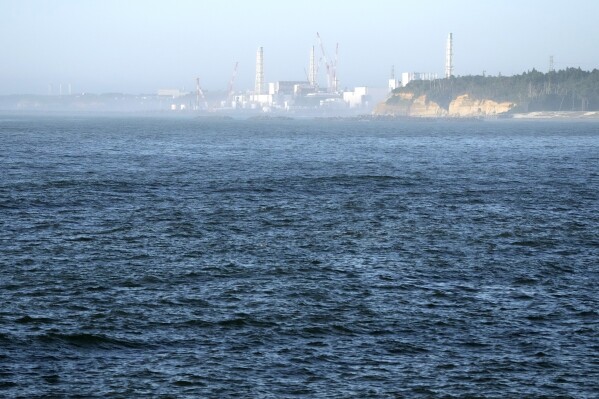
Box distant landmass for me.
[375,68,599,118]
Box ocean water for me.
[1,115,598,398]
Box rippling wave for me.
[1,116,598,397]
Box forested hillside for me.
[388,68,599,112]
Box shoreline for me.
[510,111,599,120]
[3,109,599,122]
[366,111,599,121]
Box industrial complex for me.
[1,33,454,115]
[158,33,455,116]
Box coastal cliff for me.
[374,93,447,117]
[448,94,515,116]
[374,68,599,118]
[374,93,515,117]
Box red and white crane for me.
[196,77,208,110]
[316,32,339,93]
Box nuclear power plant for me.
[160,33,454,114]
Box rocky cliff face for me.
[374,94,446,117]
[448,95,515,117]
[374,93,516,117]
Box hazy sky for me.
[1,0,598,95]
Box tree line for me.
[389,68,599,112]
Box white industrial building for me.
[401,72,438,87]
[342,87,389,109]
[157,89,188,98]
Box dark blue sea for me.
[1,115,598,398]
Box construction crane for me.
[195,77,208,110]
[316,32,338,93]
[308,46,319,90]
[332,42,339,92]
[316,32,331,91]
[227,61,239,102]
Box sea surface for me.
[1,115,598,398]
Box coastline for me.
[510,111,599,120]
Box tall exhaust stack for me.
[255,47,264,95]
[309,46,316,88]
[445,33,453,78]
